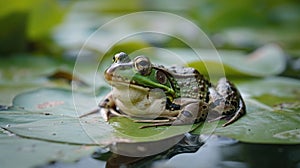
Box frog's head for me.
[104,52,179,98]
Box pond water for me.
[42,134,300,168]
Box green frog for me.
[81,52,246,128]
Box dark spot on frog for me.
[231,86,237,92]
[205,93,210,103]
[231,101,238,107]
[166,99,181,110]
[200,86,205,92]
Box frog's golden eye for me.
[134,56,152,76]
[113,52,131,63]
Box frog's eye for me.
[113,52,131,63]
[134,56,152,76]
[155,70,167,84]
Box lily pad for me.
[1,88,198,146]
[0,78,299,167]
[1,74,300,167]
[1,88,113,145]
[1,76,300,147]
[172,44,286,77]
[0,55,74,105]
[193,77,300,144]
[0,132,96,168]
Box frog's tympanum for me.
[82,52,246,128]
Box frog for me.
[80,52,246,128]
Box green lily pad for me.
[0,55,74,105]
[1,88,198,146]
[1,76,299,146]
[193,77,300,144]
[170,44,286,77]
[0,132,97,168]
[1,88,112,145]
[0,76,299,167]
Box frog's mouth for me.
[104,64,152,91]
[104,63,176,97]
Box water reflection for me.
[42,134,300,168]
[157,135,300,168]
[95,133,204,168]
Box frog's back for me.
[166,65,210,102]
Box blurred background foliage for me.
[1,0,299,104]
[0,0,299,56]
[1,1,300,167]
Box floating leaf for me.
[1,88,199,146]
[165,44,286,77]
[0,133,97,168]
[193,77,300,144]
[1,76,299,148]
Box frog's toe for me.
[222,99,246,127]
[79,108,100,118]
[133,119,172,123]
[222,112,243,127]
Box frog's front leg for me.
[79,91,124,121]
[209,78,246,127]
[173,98,208,125]
[139,98,208,128]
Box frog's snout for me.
[104,63,120,81]
[104,69,112,81]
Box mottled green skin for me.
[163,65,210,102]
[99,52,246,128]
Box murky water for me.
[41,134,300,168]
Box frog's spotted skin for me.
[81,52,246,128]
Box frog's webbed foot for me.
[79,106,126,121]
[79,91,125,121]
[209,78,246,127]
[222,99,246,127]
[208,100,245,126]
[100,107,128,121]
